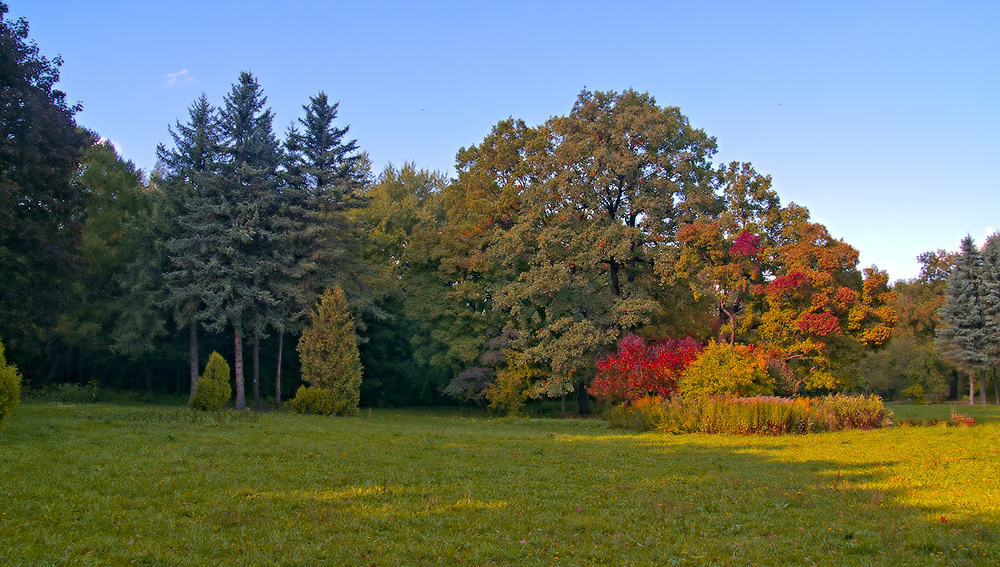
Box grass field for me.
[2,402,999,566]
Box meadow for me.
[1,402,999,566]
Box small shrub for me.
[815,394,892,430]
[289,386,337,415]
[191,351,232,411]
[484,356,537,416]
[949,409,975,427]
[0,339,22,431]
[589,335,701,404]
[679,341,772,398]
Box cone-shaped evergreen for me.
[935,235,988,403]
[160,93,222,395]
[296,287,362,416]
[0,338,21,430]
[282,92,377,320]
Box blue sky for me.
[11,0,999,282]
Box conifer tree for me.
[296,287,362,416]
[980,233,1000,404]
[279,93,378,406]
[209,71,282,410]
[160,93,222,397]
[936,235,988,404]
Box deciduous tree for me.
[0,3,92,357]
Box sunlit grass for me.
[1,402,999,566]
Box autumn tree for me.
[674,162,782,344]
[492,89,718,409]
[754,214,896,392]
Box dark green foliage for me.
[0,339,21,430]
[862,336,950,402]
[191,351,231,411]
[936,236,988,370]
[296,287,362,416]
[935,236,988,402]
[289,385,336,415]
[159,93,222,393]
[0,3,93,355]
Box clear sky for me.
[10,0,998,282]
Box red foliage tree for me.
[589,334,702,404]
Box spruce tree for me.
[936,235,989,404]
[160,93,222,397]
[211,71,282,410]
[277,93,377,406]
[980,233,1000,404]
[283,92,374,313]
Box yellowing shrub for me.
[191,351,232,411]
[0,339,21,431]
[679,341,773,398]
[289,386,337,415]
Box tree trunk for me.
[145,365,152,394]
[969,369,975,405]
[609,261,621,297]
[560,393,566,419]
[189,323,199,399]
[981,366,988,405]
[576,380,591,415]
[234,317,246,410]
[253,331,260,409]
[274,330,284,409]
[994,367,999,405]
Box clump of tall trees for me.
[3,1,912,413]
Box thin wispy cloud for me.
[163,69,196,87]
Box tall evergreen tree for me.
[979,233,1000,404]
[936,235,988,404]
[160,93,222,397]
[280,93,377,406]
[213,71,282,410]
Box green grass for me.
[2,402,999,566]
[889,402,1000,425]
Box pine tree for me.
[278,93,378,406]
[208,71,282,410]
[980,233,1000,404]
[936,235,989,404]
[160,93,222,397]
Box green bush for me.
[191,351,232,411]
[0,339,22,431]
[289,386,337,415]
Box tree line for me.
[11,4,970,412]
